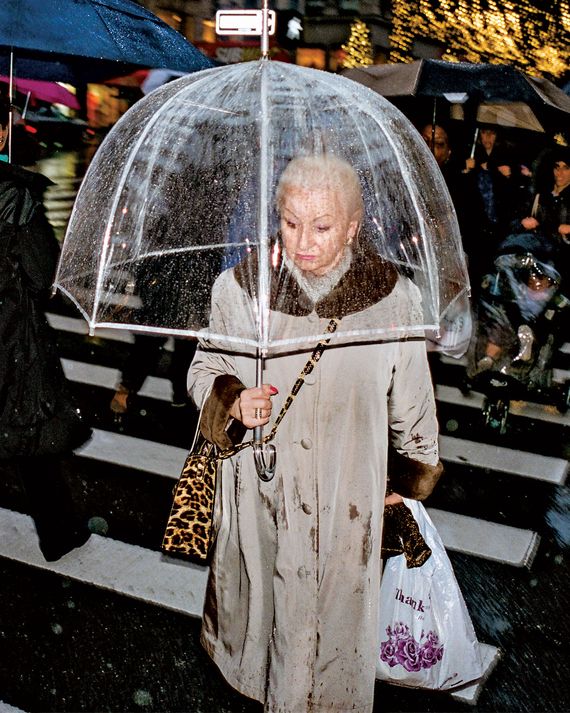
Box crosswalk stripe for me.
[62,355,567,486]
[61,358,173,402]
[0,701,26,713]
[75,428,188,478]
[52,313,570,389]
[427,508,539,568]
[76,418,566,489]
[48,312,134,344]
[0,506,499,706]
[442,344,570,364]
[0,507,207,617]
[440,435,568,485]
[436,383,570,426]
[74,429,539,568]
[451,643,502,705]
[47,312,176,350]
[440,360,570,383]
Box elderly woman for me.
[189,154,442,712]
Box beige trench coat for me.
[189,267,440,713]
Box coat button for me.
[301,438,313,450]
[302,503,312,515]
[304,373,316,385]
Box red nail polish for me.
[270,385,279,395]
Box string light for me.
[389,0,570,78]
[341,20,374,68]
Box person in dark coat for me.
[459,126,517,287]
[0,97,92,561]
[420,122,479,270]
[513,145,570,289]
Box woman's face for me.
[553,161,570,192]
[421,125,451,167]
[480,128,497,153]
[280,185,359,277]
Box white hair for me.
[276,154,364,220]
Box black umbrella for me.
[342,59,570,131]
[0,0,213,84]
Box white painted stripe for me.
[74,430,539,567]
[440,435,568,485]
[436,384,570,426]
[47,312,175,350]
[62,364,566,486]
[0,506,499,703]
[451,643,502,706]
[75,429,188,478]
[47,312,134,343]
[0,508,207,618]
[50,316,568,426]
[60,350,570,436]
[0,702,27,713]
[440,354,468,367]
[427,508,539,568]
[61,359,173,402]
[439,345,570,370]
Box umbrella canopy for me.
[0,75,80,109]
[476,102,544,132]
[0,0,213,84]
[342,59,570,129]
[54,60,469,355]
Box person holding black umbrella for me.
[0,96,92,561]
[513,145,570,289]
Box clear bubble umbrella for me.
[54,58,470,478]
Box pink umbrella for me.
[0,75,80,109]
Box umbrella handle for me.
[470,127,480,160]
[253,351,276,480]
[253,437,276,481]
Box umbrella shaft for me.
[254,350,264,444]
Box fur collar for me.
[234,238,398,318]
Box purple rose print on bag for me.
[380,623,444,672]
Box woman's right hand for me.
[229,384,278,428]
[521,216,539,230]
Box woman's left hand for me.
[385,492,404,506]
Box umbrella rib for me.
[412,58,424,96]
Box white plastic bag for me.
[376,499,484,690]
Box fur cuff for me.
[388,449,443,500]
[200,375,246,450]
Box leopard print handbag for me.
[161,318,339,562]
[161,430,221,561]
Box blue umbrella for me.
[0,0,213,83]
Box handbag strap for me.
[219,318,339,459]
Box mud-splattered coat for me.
[189,249,441,712]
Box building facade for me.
[141,0,444,70]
